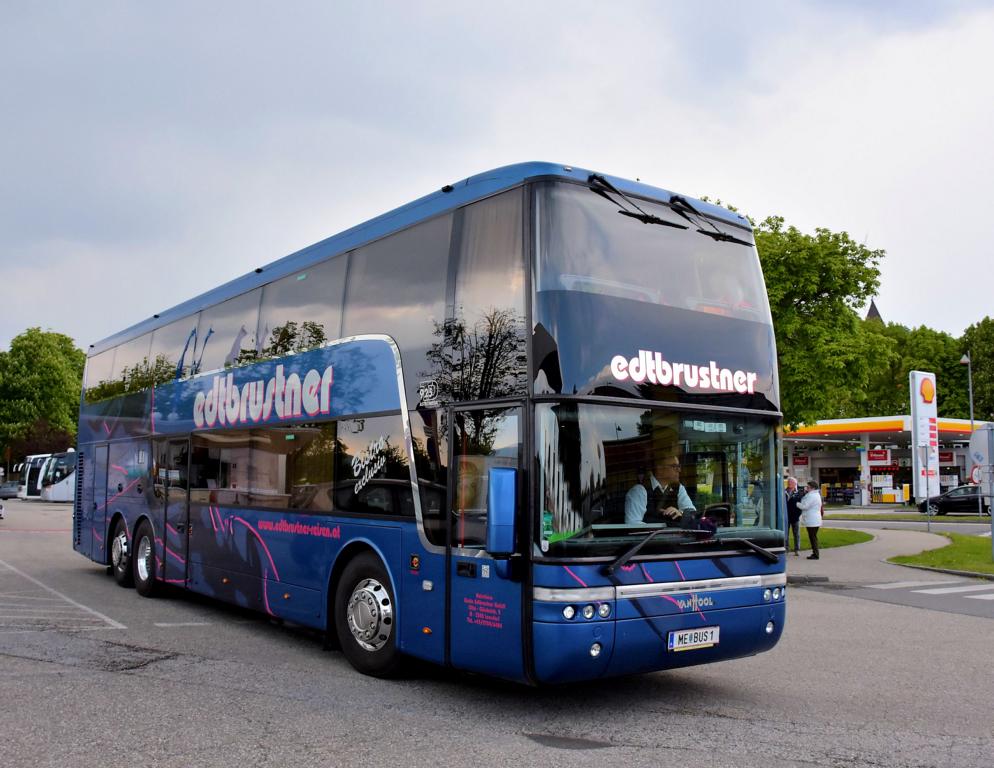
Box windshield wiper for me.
[603,528,690,575]
[695,228,753,247]
[669,194,753,248]
[589,174,688,230]
[617,209,687,228]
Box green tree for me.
[858,322,968,418]
[754,217,890,427]
[0,328,86,455]
[960,317,994,421]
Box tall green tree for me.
[857,321,969,418]
[754,217,890,427]
[960,317,994,422]
[0,328,86,457]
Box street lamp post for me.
[959,352,983,517]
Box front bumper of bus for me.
[531,573,786,683]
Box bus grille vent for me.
[74,451,84,546]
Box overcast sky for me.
[2,1,992,353]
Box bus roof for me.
[90,162,751,355]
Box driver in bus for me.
[624,454,697,526]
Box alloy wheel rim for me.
[136,536,152,582]
[111,532,128,569]
[346,578,393,651]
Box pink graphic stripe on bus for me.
[231,516,281,582]
[673,561,707,621]
[155,537,186,565]
[563,566,588,588]
[98,477,142,511]
[639,563,686,611]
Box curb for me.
[887,562,994,582]
[786,575,829,585]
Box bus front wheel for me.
[110,518,134,588]
[334,552,401,677]
[132,520,159,598]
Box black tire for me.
[132,520,159,598]
[333,552,401,677]
[110,518,134,588]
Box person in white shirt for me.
[797,479,823,559]
[625,455,696,526]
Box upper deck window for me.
[535,182,771,324]
[194,289,263,375]
[257,255,348,358]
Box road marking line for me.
[0,624,118,632]
[0,607,102,614]
[963,593,994,601]
[0,624,121,635]
[0,593,64,600]
[0,558,125,629]
[866,580,962,590]
[912,584,994,595]
[153,622,211,627]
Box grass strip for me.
[789,527,873,552]
[889,532,994,576]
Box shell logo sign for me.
[919,377,936,404]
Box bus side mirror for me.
[486,467,517,557]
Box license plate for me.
[667,626,719,652]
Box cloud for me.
[0,1,990,351]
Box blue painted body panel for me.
[449,554,526,681]
[530,558,785,683]
[79,339,401,444]
[533,603,785,683]
[87,489,451,666]
[75,337,451,667]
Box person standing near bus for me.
[785,476,802,555]
[797,479,823,559]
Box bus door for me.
[447,405,525,679]
[81,445,108,560]
[154,439,190,585]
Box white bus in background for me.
[40,450,77,503]
[18,454,52,499]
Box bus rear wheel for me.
[334,552,401,677]
[132,520,159,598]
[110,518,134,588]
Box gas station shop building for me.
[784,416,989,505]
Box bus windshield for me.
[42,453,75,487]
[536,402,782,558]
[535,181,772,324]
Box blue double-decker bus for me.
[74,162,785,682]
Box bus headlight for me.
[563,605,576,620]
[582,604,596,620]
[765,621,775,634]
[597,603,611,618]
[590,643,602,658]
[773,587,781,600]
[763,589,772,602]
